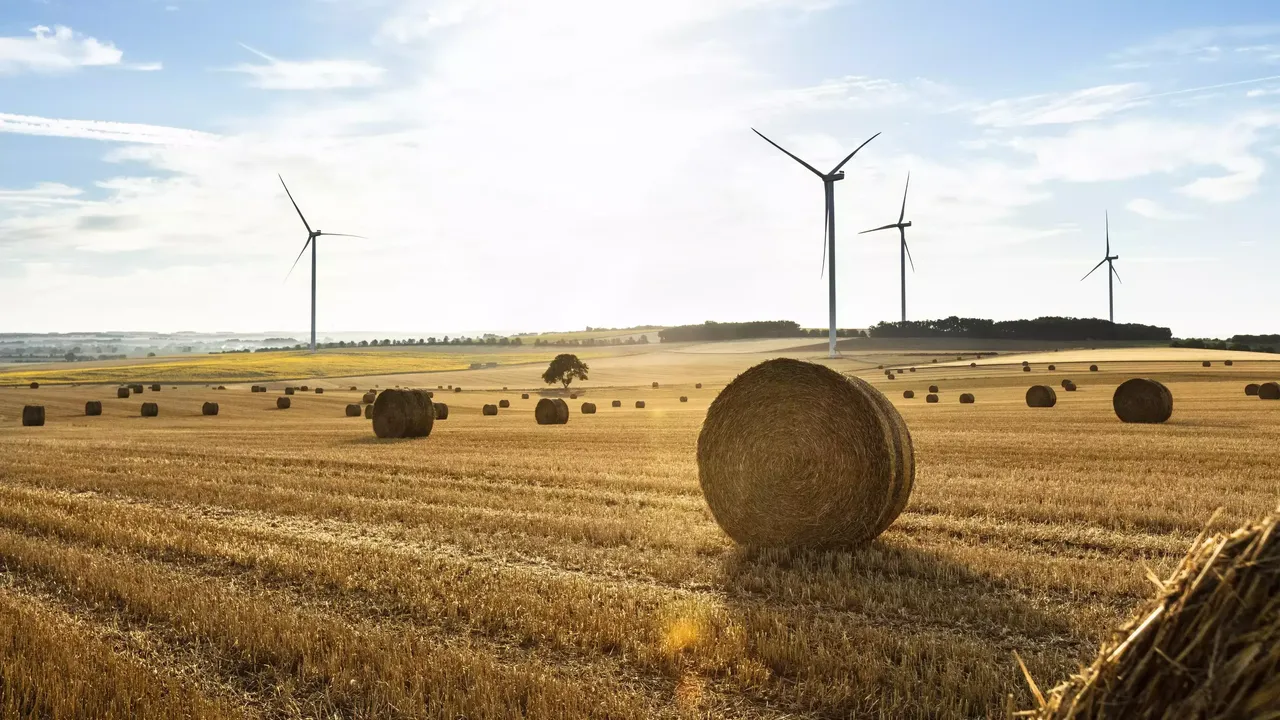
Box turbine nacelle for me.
[827,171,846,182]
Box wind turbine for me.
[752,128,880,359]
[1081,211,1121,323]
[279,175,364,352]
[859,173,914,323]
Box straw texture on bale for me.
[85,401,102,416]
[581,402,597,414]
[903,390,915,399]
[928,385,939,393]
[482,404,498,416]
[925,394,939,403]
[151,384,161,391]
[635,400,646,408]
[1113,378,1173,424]
[315,388,324,394]
[611,400,621,408]
[362,391,376,404]
[372,389,435,439]
[434,403,449,420]
[959,393,975,404]
[680,396,688,402]
[535,398,569,425]
[1089,365,1099,372]
[364,404,373,419]
[117,387,131,399]
[140,403,159,418]
[1260,382,1280,400]
[521,393,530,400]
[1202,361,1212,367]
[498,399,510,408]
[1245,383,1260,396]
[285,387,295,395]
[346,403,362,417]
[202,402,219,416]
[28,382,38,389]
[276,397,290,409]
[21,406,44,427]
[696,358,914,548]
[1225,359,1234,366]
[1026,385,1058,408]
[1021,509,1280,720]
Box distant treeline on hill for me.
[867,316,1173,342]
[658,321,865,343]
[1172,336,1278,353]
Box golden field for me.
[1,343,1278,719]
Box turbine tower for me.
[752,128,880,359]
[279,175,364,352]
[859,173,914,322]
[1081,211,1121,323]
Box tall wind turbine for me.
[1081,211,1121,323]
[753,128,880,358]
[279,175,364,352]
[859,173,914,322]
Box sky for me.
[1,0,1279,338]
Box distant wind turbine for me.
[859,173,914,323]
[752,128,880,359]
[279,175,365,352]
[1081,211,1121,323]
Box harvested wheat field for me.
[0,345,1278,719]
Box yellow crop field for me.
[0,348,1278,718]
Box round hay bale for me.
[521,393,530,400]
[928,385,939,393]
[454,387,462,393]
[277,396,291,410]
[1061,379,1073,389]
[1063,381,1077,392]
[426,391,433,398]
[28,382,38,390]
[202,402,219,416]
[652,382,659,388]
[635,400,646,408]
[151,384,161,392]
[22,406,45,427]
[131,384,144,394]
[372,389,435,438]
[887,373,896,380]
[315,387,324,394]
[1259,382,1280,400]
[499,399,510,408]
[1023,510,1280,719]
[696,383,703,389]
[1224,359,1234,366]
[300,385,310,392]
[117,387,131,399]
[482,404,498,416]
[909,368,916,373]
[877,365,884,370]
[959,393,975,404]
[349,386,357,391]
[362,391,376,404]
[903,390,915,399]
[1022,360,1030,366]
[85,401,102,416]
[581,402,597,414]
[925,394,939,403]
[1202,361,1212,368]
[1047,364,1056,371]
[1089,365,1099,372]
[447,385,452,390]
[680,396,688,402]
[140,402,159,418]
[611,400,621,408]
[970,362,977,368]
[932,359,937,363]
[1113,378,1173,423]
[434,403,450,420]
[696,358,914,548]
[1245,383,1260,396]
[346,403,362,417]
[535,398,569,425]
[285,387,296,395]
[503,386,508,391]
[364,404,373,419]
[1023,366,1032,372]
[569,393,577,400]
[1026,385,1057,408]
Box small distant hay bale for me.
[85,401,102,416]
[877,365,884,370]
[1026,385,1057,408]
[1061,379,1074,389]
[482,404,498,416]
[438,385,443,390]
[364,404,373,419]
[454,387,462,393]
[581,402,597,414]
[535,398,569,425]
[346,403,362,417]
[1022,361,1030,367]
[1245,383,1260,396]
[1202,361,1212,368]
[285,387,295,395]
[202,402,219,416]
[433,403,450,420]
[277,396,291,410]
[635,400,646,408]
[696,383,703,389]
[928,385,939,393]
[1023,366,1032,372]
[349,386,357,391]
[1089,365,1099,372]
[117,387,131,399]
[1022,510,1280,720]
[887,373,896,380]
[22,406,45,427]
[680,396,688,402]
[362,391,376,404]
[696,358,914,548]
[498,399,510,408]
[151,384,161,392]
[931,358,937,363]
[652,382,659,388]
[1113,378,1173,424]
[521,393,530,400]
[300,385,310,391]
[372,389,435,438]
[570,393,577,400]
[447,385,453,390]
[1048,364,1056,371]
[28,382,38,390]
[925,394,939,403]
[959,393,975,404]
[970,362,977,368]
[130,384,144,393]
[140,402,159,417]
[903,390,915,399]
[217,386,226,391]
[503,386,508,391]
[1224,359,1234,366]
[909,368,916,373]
[611,400,621,408]
[315,388,324,394]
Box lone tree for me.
[543,353,589,391]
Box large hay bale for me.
[611,400,621,408]
[1260,382,1280,400]
[928,385,939,393]
[315,388,324,394]
[285,387,295,395]
[903,390,915,399]
[635,400,646,408]
[364,404,373,419]
[372,389,435,438]
[521,393,530,400]
[482,404,498,416]
[1089,365,1099,372]
[28,382,38,390]
[696,358,914,548]
[499,399,510,408]
[362,391,376,404]
[535,398,569,425]
[85,401,102,416]
[680,396,688,402]
[925,394,939,403]
[202,402,219,416]
[1023,510,1280,719]
[151,384,161,392]
[1113,378,1173,424]
[117,387,131,399]
[434,403,449,420]
[959,393,975,404]
[140,402,159,417]
[346,403,362,417]
[1026,385,1058,408]
[1245,383,1260,396]
[581,402,597,414]
[21,406,44,427]
[277,396,291,410]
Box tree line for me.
[658,321,865,343]
[867,316,1172,342]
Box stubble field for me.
[0,346,1278,719]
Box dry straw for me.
[926,394,939,403]
[1017,508,1280,719]
[277,397,291,410]
[21,406,44,427]
[696,358,914,548]
[1259,382,1280,400]
[535,398,569,425]
[1113,378,1173,424]
[1245,383,1260,397]
[140,403,159,417]
[372,389,435,438]
[85,401,102,416]
[581,402,597,414]
[1026,385,1058,408]
[434,403,450,420]
[959,393,975,404]
[346,403,362,417]
[202,402,219,416]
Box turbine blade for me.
[1081,258,1106,281]
[820,199,830,278]
[902,228,915,272]
[829,131,881,174]
[858,223,898,235]
[279,175,313,235]
[898,172,910,224]
[752,128,823,177]
[1111,263,1122,284]
[317,232,365,239]
[285,236,312,281]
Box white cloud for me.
[0,25,159,74]
[1125,198,1194,220]
[0,182,85,207]
[228,44,386,90]
[0,112,218,145]
[971,83,1148,127]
